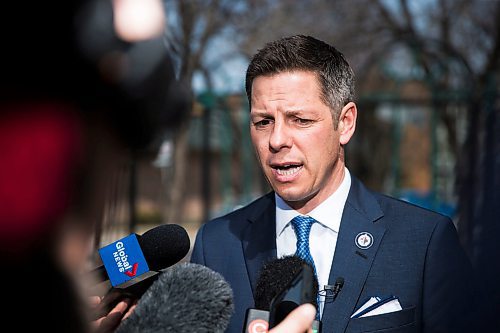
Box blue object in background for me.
[98,234,150,287]
[398,189,456,219]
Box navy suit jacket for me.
[191,177,480,332]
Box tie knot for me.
[291,215,316,241]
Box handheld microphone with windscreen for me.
[268,260,317,328]
[86,223,190,318]
[87,223,190,286]
[116,262,234,333]
[243,255,319,333]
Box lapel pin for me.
[355,232,373,249]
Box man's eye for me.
[254,119,272,128]
[294,118,313,125]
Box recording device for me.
[268,262,317,329]
[244,309,270,333]
[87,224,190,318]
[116,262,234,333]
[254,256,317,311]
[243,256,319,333]
[88,224,190,285]
[324,277,344,302]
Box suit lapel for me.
[321,177,385,333]
[242,192,277,298]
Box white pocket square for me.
[351,296,403,318]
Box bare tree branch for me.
[400,0,415,35]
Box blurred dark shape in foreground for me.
[0,1,191,331]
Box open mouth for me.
[272,164,303,176]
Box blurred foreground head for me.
[1,1,191,331]
[0,0,191,258]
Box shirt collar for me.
[276,167,351,236]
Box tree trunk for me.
[165,121,190,224]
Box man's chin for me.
[275,190,307,205]
[274,186,320,210]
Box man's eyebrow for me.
[250,108,314,117]
[250,110,273,117]
[283,109,303,116]
[283,108,315,117]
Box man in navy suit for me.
[191,35,482,332]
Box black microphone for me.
[323,277,344,302]
[115,262,234,333]
[255,255,318,311]
[86,223,190,319]
[243,255,319,333]
[86,223,190,286]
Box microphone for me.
[243,255,319,333]
[87,223,190,288]
[255,255,317,311]
[323,277,344,302]
[115,262,234,333]
[87,224,190,320]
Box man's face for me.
[250,70,346,213]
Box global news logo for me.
[99,234,150,287]
[114,240,138,277]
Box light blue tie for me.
[291,215,320,319]
[291,215,318,275]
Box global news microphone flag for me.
[99,233,151,288]
[88,224,191,290]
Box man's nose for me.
[269,121,292,152]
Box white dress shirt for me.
[275,167,351,317]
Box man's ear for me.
[338,102,357,145]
